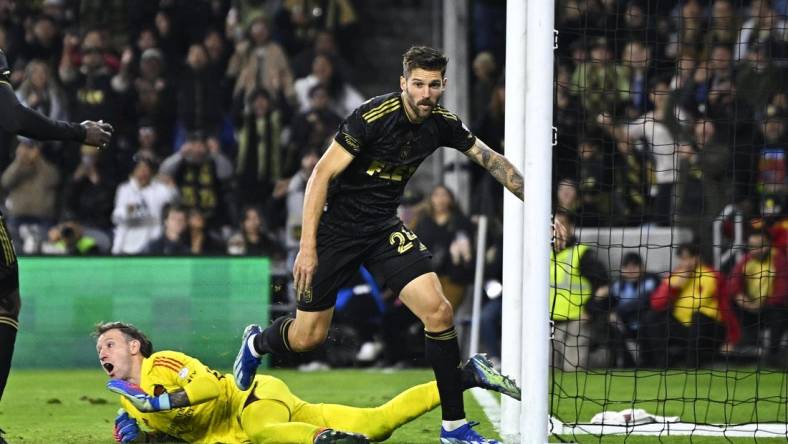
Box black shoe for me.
[0,427,8,444]
[313,428,370,443]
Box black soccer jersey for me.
[327,92,476,233]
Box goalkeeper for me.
[96,321,520,443]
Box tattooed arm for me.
[463,138,524,201]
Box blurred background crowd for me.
[1,0,787,370]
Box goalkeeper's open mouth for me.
[103,362,115,376]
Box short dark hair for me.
[402,46,448,78]
[677,243,700,258]
[94,321,153,358]
[621,252,643,267]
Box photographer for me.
[41,221,100,256]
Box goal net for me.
[549,0,788,440]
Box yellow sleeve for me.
[148,351,222,406]
[698,270,718,302]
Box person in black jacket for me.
[0,49,113,414]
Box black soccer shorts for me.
[297,221,433,312]
[0,215,20,330]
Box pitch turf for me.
[0,368,496,443]
[3,368,787,443]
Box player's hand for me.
[107,379,171,412]
[293,246,318,301]
[81,120,114,148]
[114,409,142,443]
[552,217,569,252]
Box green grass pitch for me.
[0,368,496,443]
[2,368,787,443]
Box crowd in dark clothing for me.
[0,0,360,258]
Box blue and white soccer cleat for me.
[233,324,262,391]
[463,353,521,401]
[439,421,500,444]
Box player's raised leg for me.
[399,272,500,444]
[234,309,334,391]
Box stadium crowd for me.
[0,0,359,259]
[540,0,788,370]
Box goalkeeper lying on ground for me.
[95,321,520,443]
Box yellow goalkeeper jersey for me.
[118,350,252,444]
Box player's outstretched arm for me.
[0,82,113,146]
[463,138,524,201]
[294,140,354,298]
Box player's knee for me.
[422,300,454,331]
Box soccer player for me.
[0,49,113,407]
[97,321,520,443]
[234,46,549,444]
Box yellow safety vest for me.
[550,244,592,321]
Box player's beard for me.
[405,93,436,120]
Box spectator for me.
[18,15,62,67]
[412,185,475,310]
[619,40,653,119]
[587,252,660,367]
[703,0,741,57]
[226,206,284,258]
[227,16,295,114]
[676,117,732,259]
[470,51,497,124]
[176,43,225,138]
[111,152,177,255]
[41,220,99,256]
[640,243,739,367]
[734,0,788,63]
[293,53,363,118]
[14,58,69,168]
[729,229,788,364]
[599,79,691,225]
[470,75,504,219]
[754,105,787,205]
[15,59,67,124]
[273,0,359,59]
[290,30,353,82]
[235,88,291,209]
[159,132,236,233]
[1,138,60,253]
[289,84,342,156]
[569,36,629,120]
[736,40,784,119]
[62,145,114,253]
[59,29,120,126]
[144,204,189,255]
[186,208,225,255]
[664,0,705,61]
[577,139,612,226]
[115,47,176,145]
[550,210,609,371]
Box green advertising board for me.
[14,257,270,369]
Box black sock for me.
[253,316,294,356]
[0,324,18,401]
[425,326,465,421]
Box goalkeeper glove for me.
[107,379,172,412]
[114,409,142,443]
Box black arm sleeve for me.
[0,82,85,142]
